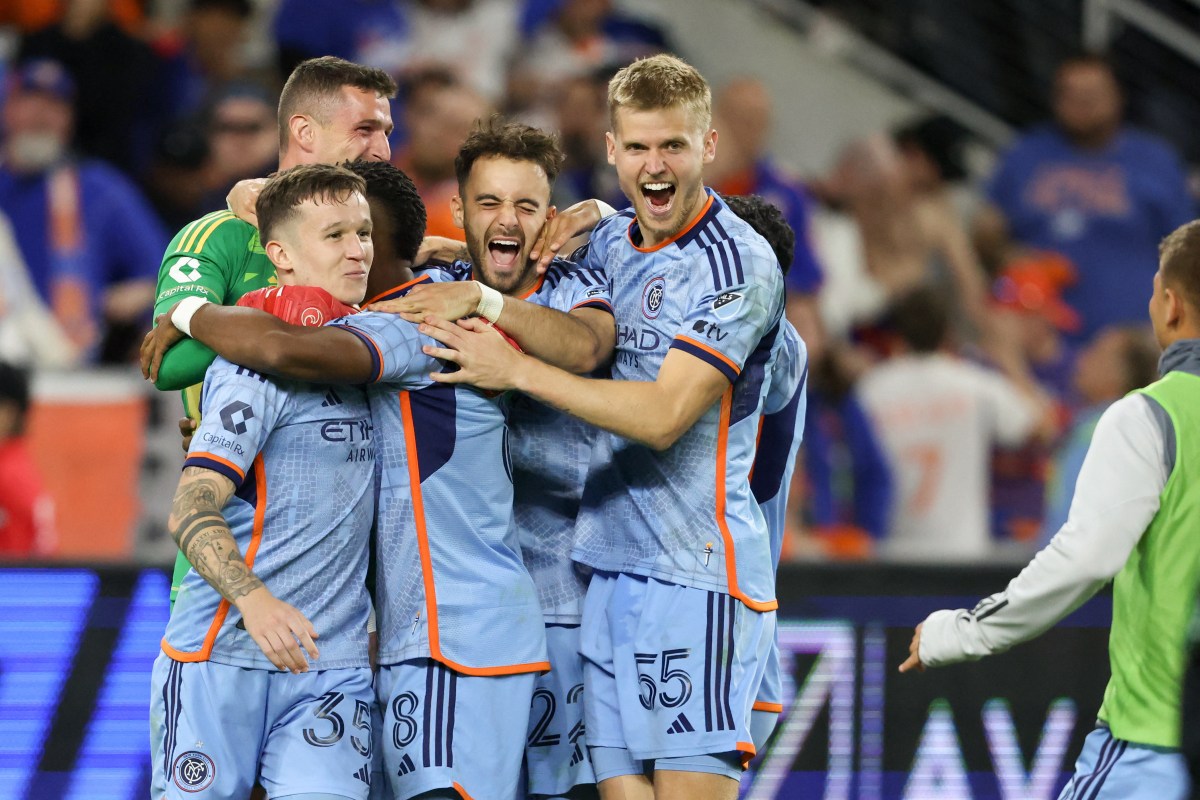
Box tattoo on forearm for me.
[169,471,264,604]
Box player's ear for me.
[1165,286,1184,330]
[289,114,315,154]
[450,195,465,231]
[605,131,617,166]
[266,240,293,277]
[703,128,718,165]
[545,205,557,222]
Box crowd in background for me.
[0,0,1194,566]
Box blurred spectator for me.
[395,73,490,237]
[508,0,668,127]
[812,128,988,339]
[0,60,168,362]
[18,0,158,174]
[142,116,212,232]
[0,362,56,559]
[986,254,1083,543]
[549,70,623,210]
[274,0,518,105]
[0,210,77,367]
[797,329,893,557]
[200,82,279,209]
[0,0,143,35]
[975,54,1195,338]
[1040,326,1159,544]
[710,77,823,298]
[150,0,256,137]
[858,285,1047,562]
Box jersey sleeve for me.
[153,212,253,390]
[183,362,286,487]
[974,365,1038,447]
[326,311,440,387]
[548,260,613,315]
[668,247,784,383]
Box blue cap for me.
[11,59,76,103]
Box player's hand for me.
[415,235,467,266]
[227,178,267,227]
[530,200,602,274]
[898,623,926,674]
[235,587,320,673]
[140,309,186,382]
[421,315,525,391]
[178,417,197,453]
[366,282,482,323]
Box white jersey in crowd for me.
[857,352,1038,562]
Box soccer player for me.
[151,56,395,606]
[142,122,619,800]
[370,117,616,800]
[899,220,1200,798]
[417,55,787,800]
[150,164,378,800]
[722,195,808,753]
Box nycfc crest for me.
[642,276,665,320]
[173,751,216,792]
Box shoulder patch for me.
[711,291,744,320]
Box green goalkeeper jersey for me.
[152,210,275,606]
[1100,370,1200,747]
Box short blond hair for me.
[608,54,712,133]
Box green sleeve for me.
[152,212,247,390]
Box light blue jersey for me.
[330,295,548,675]
[750,321,807,723]
[572,190,786,609]
[164,358,375,670]
[504,259,612,623]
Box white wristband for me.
[595,200,618,219]
[475,281,504,323]
[171,296,211,338]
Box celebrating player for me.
[150,56,395,607]
[417,55,787,800]
[899,220,1200,798]
[150,164,377,800]
[370,116,616,799]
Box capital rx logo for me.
[173,751,216,792]
[642,276,665,319]
[220,401,254,435]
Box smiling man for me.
[416,55,787,800]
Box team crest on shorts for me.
[173,751,216,792]
[642,276,666,319]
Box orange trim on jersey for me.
[570,298,614,313]
[752,701,783,713]
[186,451,245,482]
[399,391,553,677]
[161,455,267,662]
[363,275,431,307]
[453,782,476,800]
[736,740,757,768]
[518,270,547,299]
[627,194,715,253]
[674,335,740,377]
[715,390,779,613]
[194,214,237,254]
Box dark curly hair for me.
[454,115,564,192]
[344,160,427,263]
[722,194,795,276]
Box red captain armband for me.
[486,321,524,353]
[236,286,357,327]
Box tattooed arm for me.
[168,467,320,672]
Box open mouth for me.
[641,182,676,216]
[487,236,521,270]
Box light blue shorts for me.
[1057,724,1190,800]
[149,653,375,799]
[376,658,536,800]
[526,623,596,797]
[579,571,772,771]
